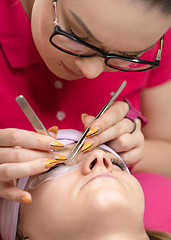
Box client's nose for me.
[81,149,113,175]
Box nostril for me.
[103,158,110,168]
[89,158,111,170]
[89,159,97,170]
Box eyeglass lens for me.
[51,34,96,55]
[51,34,156,71]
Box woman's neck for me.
[20,0,35,19]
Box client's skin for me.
[18,144,149,240]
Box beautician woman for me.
[0,0,170,203]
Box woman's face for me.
[19,145,147,240]
[31,0,170,80]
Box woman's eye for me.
[118,51,142,59]
[123,54,139,59]
[66,27,89,42]
[111,158,127,171]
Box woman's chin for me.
[80,187,128,217]
[46,61,84,80]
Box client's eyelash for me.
[111,158,127,171]
[47,162,65,172]
[66,26,89,42]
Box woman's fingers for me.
[82,116,144,167]
[82,118,137,151]
[0,128,62,150]
[48,126,59,138]
[82,101,129,133]
[0,126,63,202]
[0,158,56,181]
[0,147,57,164]
[119,148,143,167]
[107,119,143,152]
[0,180,32,203]
[0,155,63,202]
[107,120,144,166]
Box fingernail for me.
[82,141,94,152]
[86,127,100,137]
[21,197,32,204]
[50,141,64,150]
[81,113,88,124]
[44,159,59,168]
[54,154,67,163]
[48,126,58,134]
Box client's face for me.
[19,144,147,240]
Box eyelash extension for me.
[111,158,127,171]
[46,162,65,172]
[66,26,89,42]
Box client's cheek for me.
[120,174,144,202]
[29,163,80,190]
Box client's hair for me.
[146,230,171,240]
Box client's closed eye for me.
[111,158,127,171]
[47,162,65,172]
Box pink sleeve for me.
[146,28,171,88]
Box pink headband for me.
[0,129,127,240]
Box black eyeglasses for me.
[50,0,164,72]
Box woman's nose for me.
[74,56,105,79]
[81,150,113,175]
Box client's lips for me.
[61,61,82,76]
[80,173,117,190]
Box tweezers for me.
[65,80,127,166]
[16,95,50,136]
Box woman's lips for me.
[61,61,83,76]
[80,173,117,190]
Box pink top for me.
[0,130,171,240]
[0,0,171,132]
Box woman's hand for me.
[81,101,145,167]
[0,127,65,203]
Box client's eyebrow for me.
[69,10,155,55]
